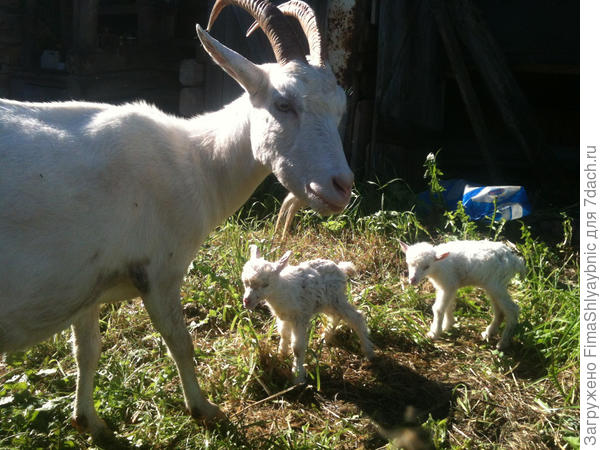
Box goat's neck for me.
[187,96,270,232]
[265,299,290,320]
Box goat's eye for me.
[274,99,293,113]
[423,264,430,271]
[250,280,267,290]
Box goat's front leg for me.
[427,289,456,340]
[442,296,457,332]
[142,283,222,423]
[277,318,292,356]
[71,305,111,439]
[290,323,309,384]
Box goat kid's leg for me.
[290,323,309,384]
[335,304,375,359]
[322,314,340,344]
[481,295,504,343]
[277,318,292,356]
[492,288,520,350]
[142,285,222,423]
[442,296,457,332]
[427,289,456,340]
[71,305,111,439]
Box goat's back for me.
[435,240,525,288]
[0,99,199,352]
[278,259,350,294]
[295,259,351,280]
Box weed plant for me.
[0,158,579,449]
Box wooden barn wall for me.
[367,0,578,199]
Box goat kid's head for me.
[241,245,291,310]
[196,0,353,215]
[399,241,449,286]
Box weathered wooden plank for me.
[448,0,542,169]
[72,0,98,52]
[179,87,204,117]
[427,0,500,183]
[350,99,373,174]
[179,58,204,87]
[375,0,445,138]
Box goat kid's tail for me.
[338,261,357,277]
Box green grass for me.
[0,178,579,449]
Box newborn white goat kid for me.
[400,240,525,349]
[241,245,374,382]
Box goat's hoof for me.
[72,415,122,448]
[442,322,455,332]
[496,340,510,351]
[426,331,440,340]
[71,414,112,438]
[189,404,226,427]
[293,374,306,385]
[482,330,500,344]
[71,414,87,433]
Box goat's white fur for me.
[0,23,353,437]
[242,246,374,382]
[400,240,525,350]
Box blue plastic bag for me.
[418,179,531,222]
[462,185,531,221]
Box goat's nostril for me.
[332,173,354,197]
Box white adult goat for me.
[0,0,353,439]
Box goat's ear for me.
[399,241,409,253]
[249,245,259,259]
[435,251,450,261]
[275,251,292,272]
[196,25,266,98]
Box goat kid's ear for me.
[435,251,450,261]
[399,241,409,253]
[196,25,267,99]
[249,244,259,259]
[275,250,292,272]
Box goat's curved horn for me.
[246,0,325,66]
[207,0,306,65]
[196,24,265,96]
